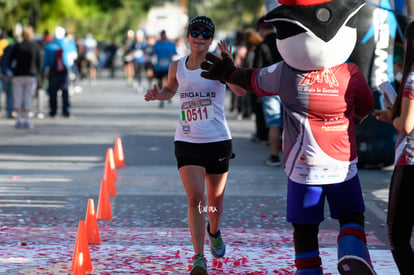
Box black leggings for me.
[293,212,365,253]
[387,165,414,275]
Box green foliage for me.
[0,0,33,31]
[188,0,265,33]
[0,0,19,14]
[0,0,265,43]
[39,0,90,33]
[77,0,123,11]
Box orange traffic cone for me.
[108,147,117,180]
[104,174,116,196]
[85,199,100,244]
[114,137,125,168]
[71,220,92,273]
[96,179,113,220]
[103,148,117,196]
[72,254,85,275]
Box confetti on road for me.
[0,227,398,274]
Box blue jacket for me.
[0,43,15,77]
[42,37,71,72]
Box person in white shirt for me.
[144,16,244,275]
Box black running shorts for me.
[174,140,234,174]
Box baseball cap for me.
[188,16,215,34]
[54,26,66,39]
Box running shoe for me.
[23,121,34,129]
[207,223,225,258]
[338,256,376,275]
[264,155,281,167]
[14,121,22,128]
[190,254,208,275]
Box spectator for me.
[372,20,414,275]
[103,40,118,79]
[0,30,9,58]
[254,16,283,166]
[132,30,149,93]
[83,33,98,85]
[150,30,177,108]
[42,26,73,118]
[8,25,42,129]
[173,37,189,61]
[0,31,14,118]
[243,28,267,141]
[0,31,7,117]
[230,30,247,117]
[34,30,53,119]
[43,30,53,43]
[144,36,156,88]
[122,29,135,85]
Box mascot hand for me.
[201,52,254,91]
[201,52,236,82]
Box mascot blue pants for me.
[287,176,375,274]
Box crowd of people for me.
[0,25,190,128]
[0,25,110,128]
[0,19,284,156]
[121,27,188,104]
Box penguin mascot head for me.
[265,0,365,71]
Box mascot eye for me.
[274,21,306,40]
[316,8,331,23]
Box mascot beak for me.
[265,0,365,42]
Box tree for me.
[0,0,152,43]
[188,0,265,31]
[0,0,264,43]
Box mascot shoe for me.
[337,223,376,275]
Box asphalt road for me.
[0,72,399,274]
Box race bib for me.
[181,99,214,124]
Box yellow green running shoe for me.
[190,253,208,275]
[207,223,225,258]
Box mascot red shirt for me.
[253,62,372,184]
[201,0,376,274]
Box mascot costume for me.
[201,0,376,274]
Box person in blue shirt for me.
[42,26,74,118]
[150,30,177,108]
[0,35,15,118]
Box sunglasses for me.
[190,29,213,40]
